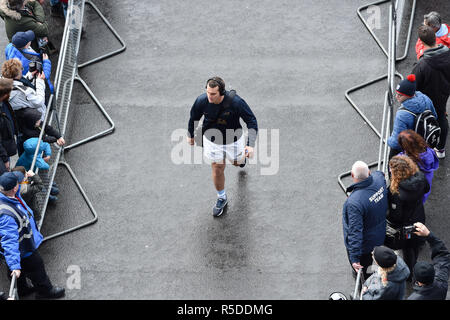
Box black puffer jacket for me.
[0,101,18,168]
[15,107,61,143]
[412,45,450,114]
[387,171,430,227]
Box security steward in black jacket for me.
[407,223,450,300]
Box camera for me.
[403,225,417,239]
[29,61,43,75]
[37,37,48,54]
[37,37,48,49]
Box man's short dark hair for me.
[206,77,225,96]
[418,25,436,47]
[0,78,13,97]
[12,166,26,176]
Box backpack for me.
[399,106,441,148]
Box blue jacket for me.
[343,171,388,263]
[388,91,437,150]
[15,137,51,171]
[0,188,43,271]
[5,43,54,94]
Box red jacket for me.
[416,24,450,60]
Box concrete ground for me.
[0,0,449,300]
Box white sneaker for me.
[434,148,445,159]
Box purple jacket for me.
[400,147,439,203]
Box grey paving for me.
[0,0,449,300]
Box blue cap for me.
[11,30,35,49]
[0,171,24,191]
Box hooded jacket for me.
[362,255,410,300]
[387,171,430,228]
[5,43,54,93]
[399,148,439,203]
[415,24,450,60]
[412,45,450,115]
[0,186,43,271]
[388,92,437,150]
[343,171,388,264]
[0,0,48,41]
[15,107,61,144]
[407,232,450,300]
[15,137,51,170]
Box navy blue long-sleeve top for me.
[188,91,258,147]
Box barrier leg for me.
[63,76,115,151]
[78,0,127,69]
[42,161,98,242]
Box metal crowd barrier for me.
[353,269,364,300]
[7,273,18,300]
[338,0,415,194]
[343,0,416,140]
[36,0,126,240]
[6,0,126,299]
[339,0,415,300]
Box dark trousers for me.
[402,236,425,282]
[347,251,373,281]
[437,111,448,150]
[8,250,53,296]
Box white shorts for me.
[203,134,246,163]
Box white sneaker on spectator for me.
[434,148,445,159]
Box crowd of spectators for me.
[342,11,450,300]
[0,0,65,300]
[0,1,448,303]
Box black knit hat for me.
[373,246,397,268]
[396,74,416,97]
[413,262,435,284]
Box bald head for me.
[351,161,370,182]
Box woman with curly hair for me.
[398,130,439,203]
[387,155,430,278]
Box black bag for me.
[399,106,441,148]
[384,220,416,250]
[194,90,236,147]
[384,221,404,250]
